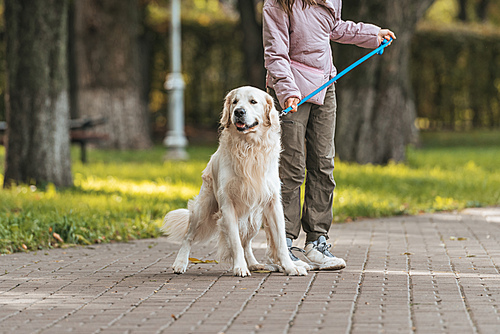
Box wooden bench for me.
[69,117,108,163]
[0,117,108,163]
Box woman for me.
[263,0,396,270]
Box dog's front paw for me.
[233,265,251,277]
[172,259,188,274]
[284,264,308,276]
[293,259,312,271]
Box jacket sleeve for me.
[263,4,301,109]
[330,2,380,49]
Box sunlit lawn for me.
[1,131,499,253]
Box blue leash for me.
[281,37,393,116]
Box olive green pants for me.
[268,85,337,244]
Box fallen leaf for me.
[75,234,92,245]
[252,270,271,273]
[53,232,64,243]
[450,236,468,241]
[188,257,218,264]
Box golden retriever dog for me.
[162,86,307,277]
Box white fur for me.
[162,86,307,277]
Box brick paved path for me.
[1,208,499,334]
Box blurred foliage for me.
[411,23,500,130]
[144,0,238,30]
[0,3,5,122]
[1,0,500,131]
[426,0,460,23]
[144,0,244,139]
[419,129,500,147]
[145,0,500,134]
[1,131,499,253]
[425,0,500,24]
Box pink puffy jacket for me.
[263,0,381,108]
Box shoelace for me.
[316,242,335,258]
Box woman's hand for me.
[378,29,396,45]
[285,97,300,113]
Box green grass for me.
[1,130,499,254]
[333,131,500,220]
[0,146,215,254]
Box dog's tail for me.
[161,209,190,242]
[162,194,218,244]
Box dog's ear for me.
[264,93,279,129]
[221,90,233,128]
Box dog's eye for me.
[250,99,258,104]
[232,99,238,105]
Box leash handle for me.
[280,37,393,116]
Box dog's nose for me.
[234,107,246,118]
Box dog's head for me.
[221,86,279,135]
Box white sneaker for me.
[304,236,346,270]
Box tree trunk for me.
[334,0,434,164]
[236,0,266,89]
[3,0,73,188]
[477,0,489,22]
[72,0,152,149]
[458,0,468,21]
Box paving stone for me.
[1,208,500,333]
